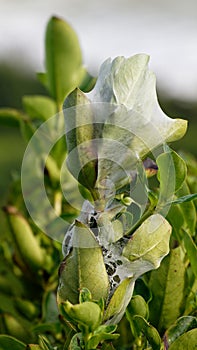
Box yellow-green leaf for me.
[45,17,85,107]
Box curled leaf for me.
[60,300,102,331]
[123,214,172,272]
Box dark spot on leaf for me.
[117,260,123,265]
[113,275,120,283]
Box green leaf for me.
[0,108,25,126]
[168,193,197,205]
[123,214,172,271]
[38,335,55,350]
[101,343,116,350]
[68,333,83,350]
[184,277,197,316]
[168,328,197,349]
[36,72,49,90]
[45,155,61,184]
[176,182,197,235]
[64,88,98,195]
[104,278,134,323]
[42,291,59,323]
[0,335,26,350]
[14,298,39,321]
[79,70,96,92]
[79,288,92,303]
[45,16,85,107]
[57,221,109,305]
[22,95,57,121]
[87,331,119,349]
[134,278,152,303]
[5,207,45,272]
[94,324,118,334]
[164,316,197,348]
[133,316,161,350]
[148,247,187,333]
[32,322,61,335]
[26,345,42,350]
[61,300,102,331]
[126,295,149,320]
[183,230,197,279]
[102,214,171,324]
[0,313,30,343]
[156,150,187,210]
[20,118,36,142]
[166,204,185,242]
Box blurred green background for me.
[0,64,47,232]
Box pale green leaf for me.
[123,214,172,272]
[88,54,187,145]
[104,278,135,324]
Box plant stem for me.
[127,206,154,236]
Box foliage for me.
[0,15,197,350]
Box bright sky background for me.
[1,0,197,100]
